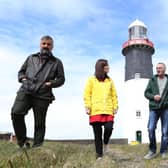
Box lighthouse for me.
[121,19,156,143]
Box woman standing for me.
[84,59,118,160]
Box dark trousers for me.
[11,91,49,146]
[92,121,113,157]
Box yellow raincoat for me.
[84,76,118,116]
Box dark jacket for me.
[144,74,168,110]
[18,53,65,101]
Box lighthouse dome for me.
[128,19,147,29]
[128,19,147,40]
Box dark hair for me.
[41,35,53,42]
[95,59,109,81]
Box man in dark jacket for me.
[144,62,168,159]
[11,35,65,148]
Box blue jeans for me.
[148,109,168,154]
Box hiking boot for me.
[144,151,157,160]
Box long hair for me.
[95,59,109,81]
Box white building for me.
[121,19,161,143]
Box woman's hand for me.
[85,107,90,115]
[113,109,118,114]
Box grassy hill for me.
[0,140,168,168]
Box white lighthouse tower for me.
[121,19,156,143]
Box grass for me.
[0,140,168,168]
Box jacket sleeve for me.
[111,80,118,110]
[144,80,155,100]
[83,77,92,108]
[18,56,30,83]
[50,59,65,88]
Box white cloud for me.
[143,0,168,44]
[0,0,107,23]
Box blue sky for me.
[0,0,168,139]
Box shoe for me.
[104,144,110,153]
[32,143,43,148]
[18,140,30,149]
[96,153,103,160]
[24,141,30,149]
[96,157,102,161]
[161,153,168,159]
[18,141,24,148]
[144,151,157,160]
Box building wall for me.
[125,47,153,81]
[122,79,161,143]
[0,132,12,140]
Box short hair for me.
[157,62,166,70]
[41,35,53,42]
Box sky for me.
[0,0,168,140]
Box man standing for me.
[144,62,168,159]
[11,35,65,148]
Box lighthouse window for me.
[129,26,147,39]
[134,73,141,79]
[139,27,147,38]
[136,110,141,118]
[129,26,139,39]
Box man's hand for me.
[154,95,161,102]
[45,82,52,87]
[21,78,27,82]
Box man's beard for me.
[40,48,51,59]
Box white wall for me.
[120,78,161,143]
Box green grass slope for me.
[0,140,168,168]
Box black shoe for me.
[32,143,43,148]
[18,140,30,149]
[24,141,31,149]
[18,141,24,148]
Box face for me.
[156,63,166,77]
[40,39,53,51]
[104,65,110,73]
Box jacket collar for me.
[153,74,168,80]
[32,52,57,61]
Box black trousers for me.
[11,91,50,146]
[92,121,113,157]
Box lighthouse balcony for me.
[122,38,154,56]
[122,38,154,49]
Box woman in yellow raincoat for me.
[84,59,118,160]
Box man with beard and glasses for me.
[11,35,65,148]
